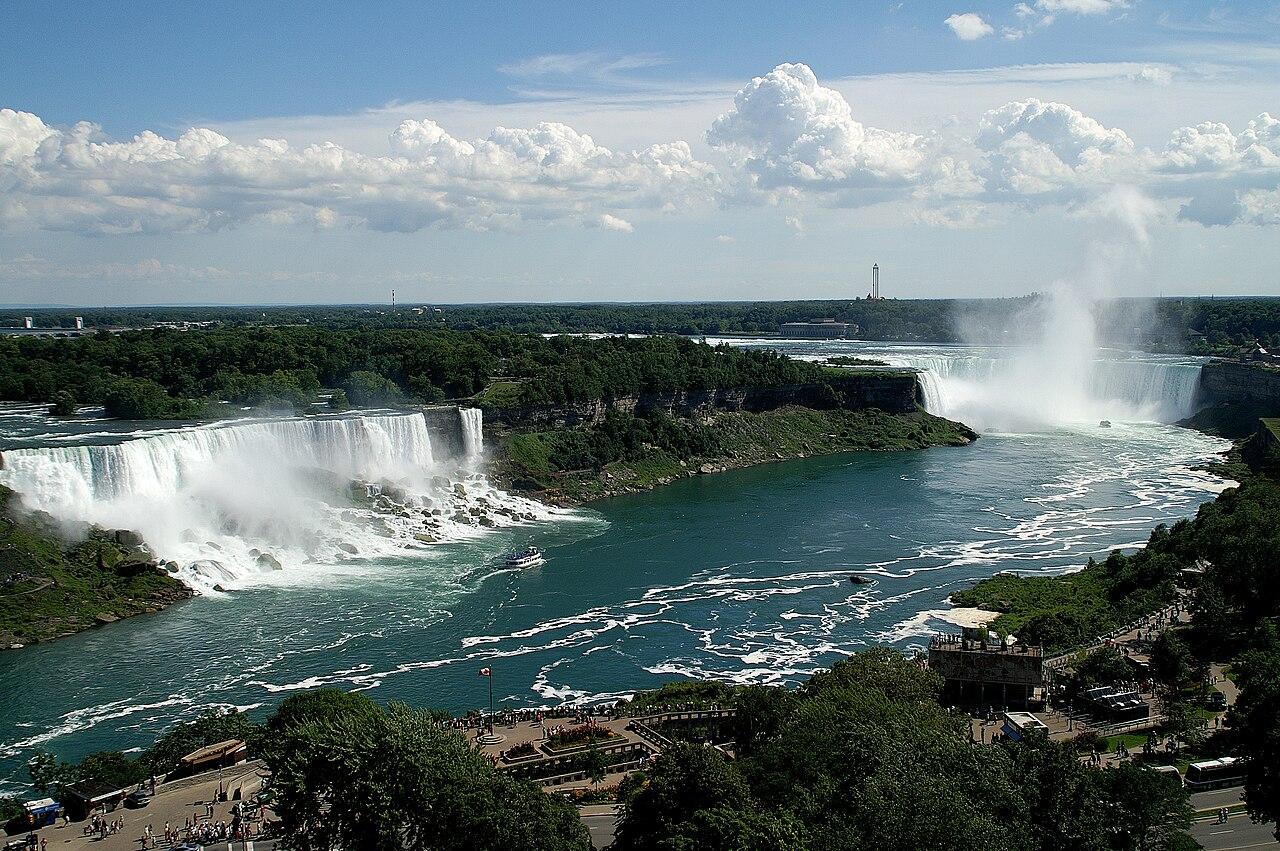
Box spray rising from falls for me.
[893,349,1206,430]
[0,409,557,591]
[877,287,1203,431]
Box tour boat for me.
[503,546,545,568]
[1099,420,1112,428]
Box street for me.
[1191,788,1278,851]
[1191,817,1279,850]
[580,805,619,850]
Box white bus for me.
[1185,757,1245,791]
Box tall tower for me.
[872,263,880,300]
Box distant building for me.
[74,316,84,330]
[928,626,1046,709]
[22,316,33,329]
[778,319,849,339]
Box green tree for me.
[70,751,147,788]
[1150,632,1203,693]
[1077,646,1133,688]
[582,744,609,789]
[27,751,62,794]
[268,700,588,851]
[144,708,260,775]
[1098,763,1193,851]
[343,370,405,407]
[49,390,77,416]
[1230,623,1280,837]
[614,743,775,851]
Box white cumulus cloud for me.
[976,98,1135,196]
[945,13,995,40]
[707,63,927,196]
[0,108,717,235]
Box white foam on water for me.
[0,410,565,592]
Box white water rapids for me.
[0,408,558,592]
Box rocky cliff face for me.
[485,373,922,429]
[1198,361,1280,407]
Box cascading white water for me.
[460,407,484,459]
[885,349,1204,430]
[0,410,555,592]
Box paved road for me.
[580,804,619,849]
[1192,816,1279,850]
[1194,788,1250,811]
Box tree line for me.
[0,328,833,419]
[7,296,1280,353]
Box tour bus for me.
[1185,757,1246,790]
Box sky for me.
[1,0,1278,305]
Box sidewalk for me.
[20,763,266,851]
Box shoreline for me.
[491,406,978,507]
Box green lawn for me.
[473,380,526,410]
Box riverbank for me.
[490,405,977,506]
[949,416,1273,655]
[0,485,192,649]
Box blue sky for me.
[1,0,1278,304]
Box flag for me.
[478,667,491,677]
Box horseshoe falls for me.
[721,339,1206,432]
[0,408,557,592]
[886,348,1205,430]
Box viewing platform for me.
[928,627,1046,709]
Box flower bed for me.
[502,741,539,761]
[545,724,620,751]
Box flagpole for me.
[488,671,494,726]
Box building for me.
[173,738,249,778]
[22,316,33,329]
[74,316,84,330]
[778,319,850,339]
[872,263,880,299]
[62,779,132,820]
[1079,686,1150,722]
[928,626,1046,708]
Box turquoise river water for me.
[0,341,1231,792]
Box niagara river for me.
[0,341,1230,794]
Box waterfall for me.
[878,349,1204,430]
[0,411,553,591]
[460,408,484,460]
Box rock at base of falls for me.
[256,552,283,570]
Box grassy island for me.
[0,485,192,648]
[494,406,975,504]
